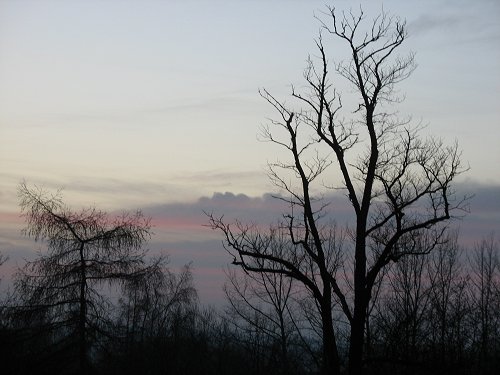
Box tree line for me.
[1,5,499,375]
[0,184,498,375]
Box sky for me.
[1,0,499,304]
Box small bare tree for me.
[469,234,500,368]
[426,231,464,363]
[209,6,467,375]
[365,239,431,371]
[119,261,197,344]
[0,253,7,270]
[14,182,158,375]
[224,261,301,374]
[0,252,8,321]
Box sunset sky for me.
[1,0,499,304]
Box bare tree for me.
[367,231,472,374]
[426,231,465,364]
[371,245,431,368]
[0,252,9,323]
[0,252,7,271]
[110,261,198,374]
[469,234,500,371]
[13,182,158,375]
[118,261,197,344]
[224,260,310,375]
[208,216,348,374]
[209,6,467,375]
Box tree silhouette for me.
[223,263,300,375]
[13,182,158,375]
[469,234,500,372]
[209,6,468,375]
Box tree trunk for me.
[348,308,366,375]
[349,227,368,375]
[321,300,341,375]
[79,242,88,375]
[278,312,289,375]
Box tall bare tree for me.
[14,182,158,375]
[209,6,467,375]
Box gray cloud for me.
[453,181,500,245]
[142,179,499,246]
[2,180,498,305]
[139,181,499,304]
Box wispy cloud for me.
[408,1,500,45]
[408,14,460,37]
